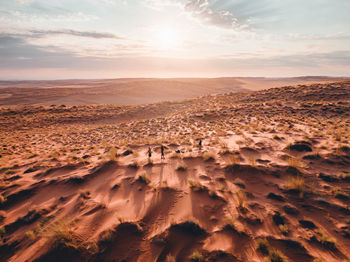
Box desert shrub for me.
[236,190,246,210]
[339,173,350,181]
[257,238,270,255]
[5,169,15,175]
[79,190,91,199]
[286,156,303,169]
[128,160,139,169]
[0,226,5,239]
[106,147,118,162]
[248,156,256,167]
[266,249,288,262]
[170,152,182,159]
[314,229,336,249]
[0,194,6,204]
[331,187,350,200]
[225,154,240,166]
[146,157,153,166]
[286,176,305,198]
[176,164,187,171]
[25,230,36,240]
[137,172,150,184]
[202,152,215,162]
[279,224,289,236]
[189,251,204,262]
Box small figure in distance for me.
[161,145,165,160]
[198,139,202,151]
[148,147,152,159]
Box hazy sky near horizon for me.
[0,0,350,79]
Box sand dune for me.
[0,80,350,261]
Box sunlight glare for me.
[156,27,182,50]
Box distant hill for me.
[0,76,347,106]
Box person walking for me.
[161,145,165,160]
[198,139,202,150]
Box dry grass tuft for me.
[176,164,187,171]
[189,251,204,262]
[286,176,305,198]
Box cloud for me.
[14,0,34,5]
[29,29,124,39]
[0,29,124,41]
[143,0,248,30]
[286,32,350,41]
[142,0,182,10]
[1,34,349,79]
[184,0,239,28]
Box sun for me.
[155,27,182,49]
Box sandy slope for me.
[0,80,350,261]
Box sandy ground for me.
[0,77,347,106]
[0,80,350,261]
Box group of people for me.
[148,145,165,160]
[147,139,202,161]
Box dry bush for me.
[279,224,289,236]
[286,176,305,198]
[225,154,240,166]
[266,249,288,262]
[257,238,270,255]
[189,251,204,262]
[286,156,304,169]
[137,172,150,184]
[202,152,215,162]
[176,164,187,171]
[106,147,118,162]
[248,156,256,167]
[235,190,246,210]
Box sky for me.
[0,0,350,79]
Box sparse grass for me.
[188,179,206,192]
[137,172,150,184]
[286,156,303,169]
[248,156,256,167]
[42,219,79,249]
[0,194,6,204]
[170,152,182,159]
[189,251,204,262]
[115,213,124,223]
[314,229,336,249]
[188,179,200,188]
[202,152,215,162]
[176,164,187,171]
[235,190,246,210]
[25,230,36,240]
[331,187,350,200]
[79,190,91,199]
[0,226,5,239]
[106,147,118,162]
[286,176,305,198]
[265,249,288,262]
[257,238,270,255]
[146,157,153,166]
[279,224,289,236]
[339,173,350,181]
[128,160,139,169]
[226,154,240,166]
[5,169,15,175]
